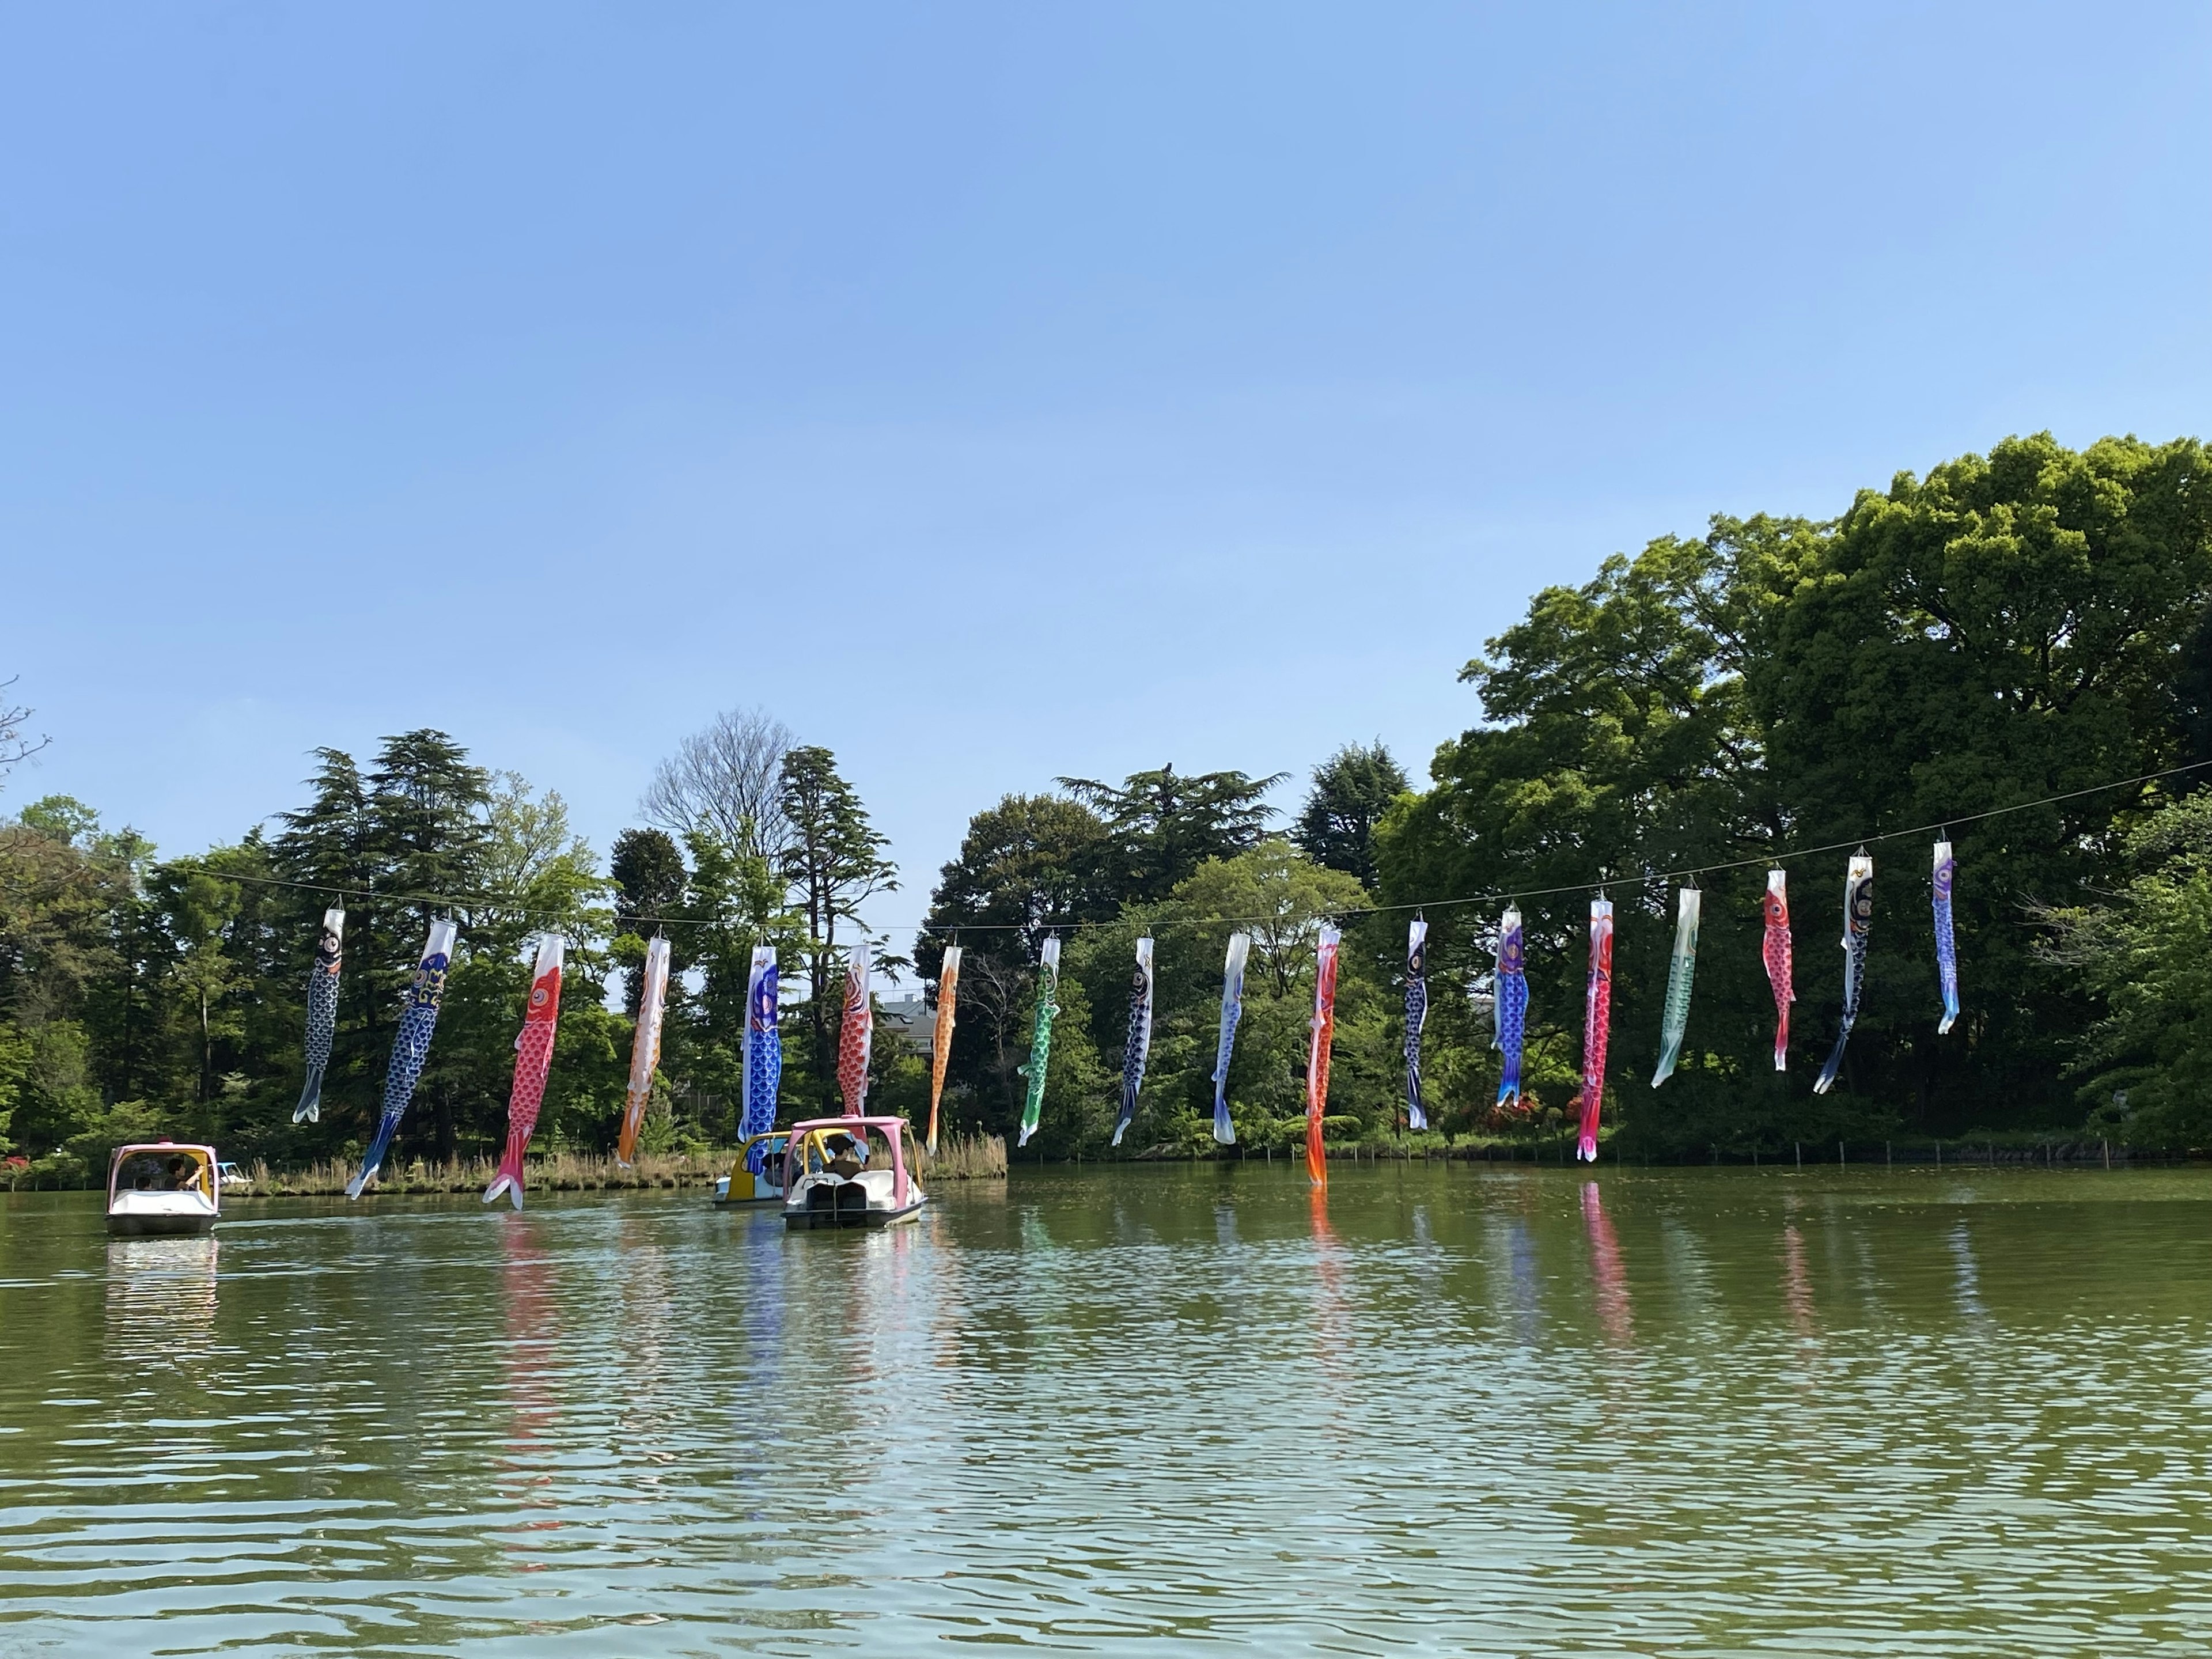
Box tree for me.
[915,793,1112,976]
[641,707,794,863]
[609,828,687,1013]
[2036,791,2212,1147]
[777,746,897,1109]
[1058,764,1288,905]
[1291,742,1408,887]
[0,679,49,789]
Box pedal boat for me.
[107,1141,221,1237]
[782,1116,926,1230]
[712,1131,800,1209]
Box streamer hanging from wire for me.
[1018,938,1061,1147]
[838,940,873,1118]
[1933,839,1960,1035]
[1404,917,1429,1131]
[927,945,960,1156]
[1211,932,1249,1145]
[1652,888,1700,1088]
[1495,906,1528,1107]
[349,919,456,1199]
[1813,852,1874,1095]
[483,935,562,1210]
[1577,897,1613,1163]
[292,907,344,1124]
[616,936,670,1166]
[742,947,781,1170]
[1111,937,1155,1148]
[1762,871,1793,1070]
[1306,925,1341,1187]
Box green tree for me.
[777,745,896,1112]
[1058,764,1287,905]
[1291,742,1408,887]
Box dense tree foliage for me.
[5,433,2209,1177]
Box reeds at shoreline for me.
[221,1130,1011,1199]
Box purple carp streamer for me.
[1651,888,1700,1088]
[1813,853,1874,1096]
[1933,839,1960,1035]
[1577,897,1614,1163]
[483,936,563,1210]
[742,947,781,1172]
[1494,907,1528,1107]
[293,907,344,1124]
[1762,871,1793,1071]
[616,936,671,1166]
[348,919,457,1199]
[927,945,960,1155]
[1111,937,1156,1148]
[1018,938,1061,1147]
[1404,918,1430,1131]
[1211,932,1249,1145]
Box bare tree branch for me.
[0,679,50,790]
[639,707,793,862]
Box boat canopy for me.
[108,1142,217,1205]
[785,1116,914,1210]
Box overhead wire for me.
[101,755,2212,939]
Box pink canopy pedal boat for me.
[781,1116,926,1230]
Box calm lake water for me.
[3,1162,2210,1656]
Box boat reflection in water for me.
[103,1234,221,1361]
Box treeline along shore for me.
[3,431,2209,1189]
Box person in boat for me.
[166,1157,198,1191]
[823,1133,865,1180]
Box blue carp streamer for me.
[1494,907,1528,1106]
[1813,853,1874,1096]
[349,920,457,1198]
[1211,932,1249,1145]
[1933,839,1960,1035]
[1112,937,1156,1148]
[1404,918,1430,1131]
[742,948,781,1173]
[293,907,344,1124]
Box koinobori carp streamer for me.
[616,935,671,1166]
[1933,839,1960,1035]
[292,907,344,1124]
[1813,852,1874,1096]
[1211,931,1249,1145]
[742,946,780,1169]
[927,945,959,1156]
[1651,887,1700,1088]
[483,935,563,1211]
[1577,896,1613,1163]
[1111,937,1155,1148]
[1762,870,1793,1070]
[837,939,873,1118]
[348,919,456,1199]
[1018,937,1061,1147]
[1306,925,1342,1187]
[1404,917,1430,1131]
[1494,906,1528,1106]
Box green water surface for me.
[3,1164,2210,1656]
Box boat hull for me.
[711,1194,784,1210]
[784,1199,925,1230]
[106,1213,217,1238]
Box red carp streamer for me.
[1577,897,1614,1163]
[484,936,562,1210]
[1305,926,1341,1187]
[1763,870,1793,1070]
[838,939,873,1118]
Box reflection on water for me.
[5,1165,2212,1655]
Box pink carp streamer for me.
[1305,926,1342,1187]
[615,936,671,1167]
[838,939,873,1117]
[484,936,563,1210]
[928,946,961,1155]
[1577,896,1614,1163]
[1762,870,1793,1070]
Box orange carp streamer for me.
[1305,925,1342,1187]
[615,935,671,1166]
[838,939,873,1118]
[484,936,562,1210]
[927,945,960,1156]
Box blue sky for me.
[4,2,2208,945]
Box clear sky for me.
[4,2,2208,946]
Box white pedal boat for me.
[107,1141,221,1237]
[782,1116,926,1230]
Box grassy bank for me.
[206,1130,1011,1199]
